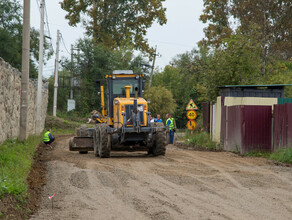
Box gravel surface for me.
[30,136,292,220]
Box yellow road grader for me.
[69,70,168,157]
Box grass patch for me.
[0,135,41,199]
[185,131,216,150]
[245,151,271,158]
[45,115,83,131]
[52,128,76,135]
[270,148,292,164]
[245,148,292,165]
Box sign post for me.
[186,99,198,131]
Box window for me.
[112,79,138,95]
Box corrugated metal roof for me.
[218,84,292,88]
[278,98,292,104]
[112,70,134,75]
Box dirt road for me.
[30,136,292,220]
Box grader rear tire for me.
[98,124,111,158]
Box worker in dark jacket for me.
[43,129,55,148]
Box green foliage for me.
[45,115,83,131]
[144,86,177,120]
[0,136,41,198]
[245,151,271,158]
[152,64,201,127]
[270,148,292,164]
[200,0,292,59]
[0,0,53,77]
[47,69,71,114]
[200,32,264,101]
[74,39,134,114]
[60,0,167,54]
[53,38,150,116]
[185,131,216,150]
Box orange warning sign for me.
[186,110,197,120]
[186,120,197,130]
[186,99,198,110]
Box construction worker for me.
[43,129,55,149]
[166,114,176,144]
[155,114,163,123]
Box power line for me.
[60,34,71,55]
[35,0,54,51]
[149,39,194,48]
[35,0,40,12]
[44,1,54,51]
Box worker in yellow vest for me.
[43,129,55,149]
[166,113,176,144]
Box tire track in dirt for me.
[30,136,292,220]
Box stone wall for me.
[0,57,48,143]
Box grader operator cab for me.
[69,70,168,157]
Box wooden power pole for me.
[20,0,31,141]
[149,46,159,89]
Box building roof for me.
[112,70,134,75]
[218,84,292,89]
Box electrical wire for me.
[44,1,54,51]
[35,0,54,51]
[60,34,71,55]
[35,0,41,13]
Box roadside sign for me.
[186,110,197,120]
[186,120,197,130]
[67,99,76,111]
[186,99,198,110]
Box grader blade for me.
[69,137,94,151]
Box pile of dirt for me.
[0,143,50,220]
[45,115,82,129]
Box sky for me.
[29,0,206,78]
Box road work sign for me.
[186,99,198,110]
[186,110,197,120]
[187,120,197,130]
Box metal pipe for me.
[100,86,106,117]
[125,86,131,98]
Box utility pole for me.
[35,0,45,135]
[19,0,30,141]
[70,44,74,99]
[53,30,60,117]
[149,46,159,89]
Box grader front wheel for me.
[149,122,167,156]
[98,124,111,158]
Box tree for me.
[0,0,53,77]
[144,86,177,120]
[55,38,146,115]
[60,0,167,54]
[200,0,292,60]
[199,0,232,48]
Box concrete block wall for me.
[0,57,48,144]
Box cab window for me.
[112,79,138,95]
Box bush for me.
[270,148,292,164]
